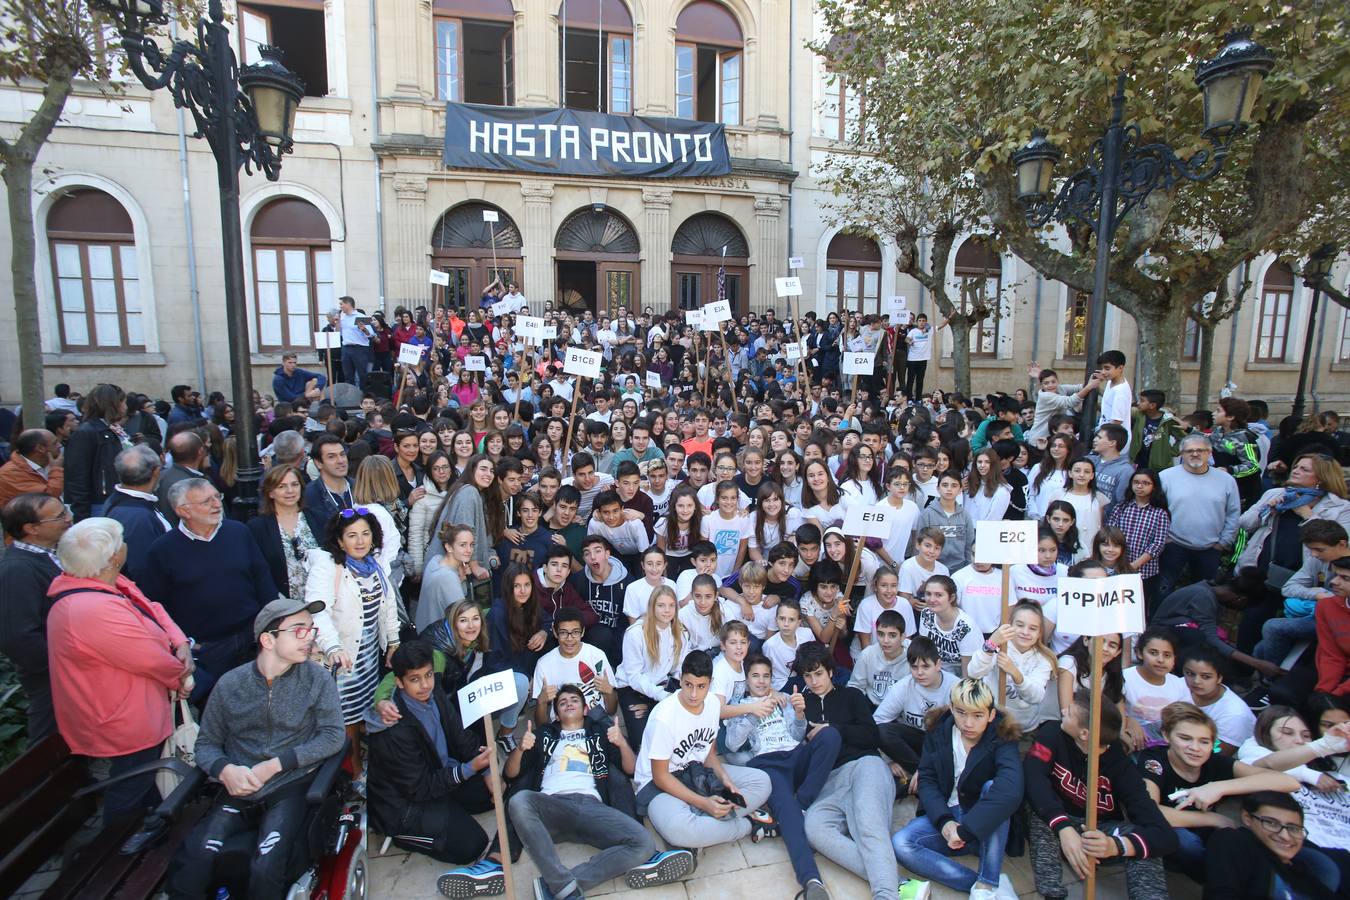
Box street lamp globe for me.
[1011,129,1062,202]
[239,45,306,151]
[1194,27,1276,138]
[1304,243,1337,286]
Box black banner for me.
[443,102,732,179]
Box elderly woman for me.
[306,508,400,787]
[46,518,193,824]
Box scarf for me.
[344,553,389,599]
[1274,486,1326,514]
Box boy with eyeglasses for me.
[1205,791,1342,898]
[533,608,617,724]
[168,598,344,900]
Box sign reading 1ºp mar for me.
[1055,574,1146,637]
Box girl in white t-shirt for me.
[1011,528,1068,647]
[655,483,703,576]
[1025,433,1073,519]
[678,572,740,653]
[747,481,802,562]
[963,448,1012,523]
[916,574,981,676]
[1045,457,1106,553]
[701,480,749,579]
[1042,632,1125,727]
[623,545,677,623]
[615,585,688,746]
[800,459,846,530]
[1122,627,1190,750]
[854,565,913,651]
[966,600,1057,729]
[838,443,883,508]
[874,466,920,571]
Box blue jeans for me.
[342,344,372,389]
[750,727,843,887]
[892,782,1008,891]
[1254,614,1318,664]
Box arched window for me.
[672,213,749,314]
[826,231,880,314]
[434,0,515,105]
[554,206,640,316]
[47,189,143,350]
[954,237,1003,358]
[431,202,523,308]
[1255,261,1295,362]
[559,0,633,114]
[251,198,334,351]
[675,0,743,125]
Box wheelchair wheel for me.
[343,846,368,900]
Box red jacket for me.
[1314,595,1350,697]
[532,570,596,631]
[46,574,188,757]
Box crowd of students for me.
[3,297,1350,900]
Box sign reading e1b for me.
[1056,573,1146,637]
[973,520,1038,565]
[842,503,896,539]
[457,669,518,728]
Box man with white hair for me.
[1157,433,1242,596]
[268,430,307,475]
[0,492,72,745]
[140,478,277,700]
[103,445,172,582]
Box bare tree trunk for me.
[1133,302,1186,408]
[1195,321,1217,411]
[4,158,44,420]
[948,318,973,396]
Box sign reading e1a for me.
[973,520,1038,565]
[1055,574,1146,637]
[457,669,518,728]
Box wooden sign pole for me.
[322,337,334,401]
[562,375,585,474]
[790,294,812,393]
[481,716,515,900]
[1083,635,1105,900]
[840,537,864,603]
[885,329,899,402]
[514,337,529,423]
[998,564,1011,705]
[701,340,713,407]
[718,327,740,413]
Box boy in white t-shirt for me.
[952,561,1005,636]
[1095,349,1133,450]
[899,527,949,611]
[633,651,773,849]
[623,545,676,623]
[872,636,958,781]
[847,609,911,706]
[532,608,618,723]
[674,541,719,605]
[1182,645,1256,753]
[762,599,816,691]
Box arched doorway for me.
[554,206,640,316]
[671,212,749,315]
[431,202,523,308]
[826,230,881,314]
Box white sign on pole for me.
[788,256,805,270]
[973,520,1039,565]
[784,341,805,362]
[894,310,913,326]
[541,325,558,340]
[842,503,897,540]
[645,370,663,389]
[482,210,500,223]
[841,351,876,375]
[429,269,451,286]
[775,276,803,297]
[1055,574,1147,637]
[456,669,518,728]
[465,355,488,372]
[516,315,546,340]
[490,298,517,317]
[313,331,341,349]
[685,309,704,327]
[397,344,425,366]
[887,295,908,315]
[704,299,733,322]
[563,347,603,379]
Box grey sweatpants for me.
[804,756,899,900]
[508,790,655,895]
[645,765,773,848]
[1026,809,1169,900]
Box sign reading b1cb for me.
[564,348,603,379]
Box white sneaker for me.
[997,873,1018,899]
[968,886,998,900]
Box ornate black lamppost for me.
[1012,28,1275,428]
[92,0,306,518]
[1292,243,1337,419]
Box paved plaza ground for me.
[369,794,1205,900]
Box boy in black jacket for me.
[892,677,1024,899]
[1023,690,1177,900]
[1203,792,1340,899]
[366,641,508,896]
[794,641,902,900]
[506,684,694,900]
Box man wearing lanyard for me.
[339,295,377,389]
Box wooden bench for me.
[0,733,205,899]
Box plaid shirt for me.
[1107,502,1171,579]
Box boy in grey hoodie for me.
[170,598,344,900]
[916,471,975,571]
[569,535,634,667]
[1025,364,1099,447]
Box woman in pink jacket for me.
[46,517,193,824]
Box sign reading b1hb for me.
[973,520,1038,565]
[457,669,518,728]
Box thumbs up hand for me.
[789,685,806,714]
[519,720,536,752]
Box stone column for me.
[391,174,428,304]
[643,188,673,312]
[392,0,424,95]
[754,194,783,314]
[520,181,555,314]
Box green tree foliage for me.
[816,0,1349,404]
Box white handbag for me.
[156,698,199,798]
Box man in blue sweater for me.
[140,478,278,702]
[272,352,328,403]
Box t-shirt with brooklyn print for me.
[633,692,722,792]
[918,607,982,676]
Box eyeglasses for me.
[1250,814,1307,839]
[270,624,319,639]
[338,507,372,518]
[556,629,584,638]
[39,508,74,523]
